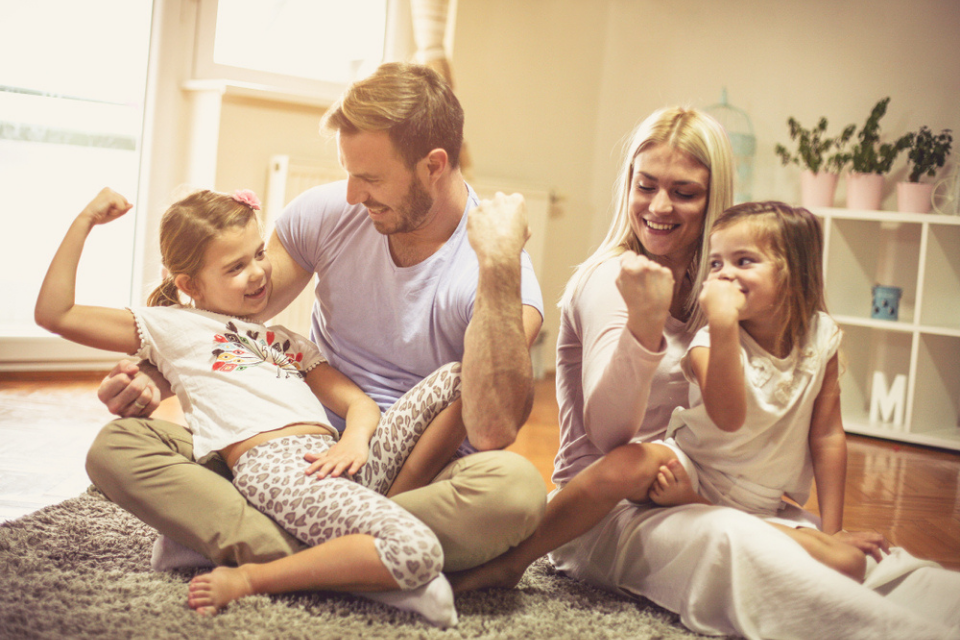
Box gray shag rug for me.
[0,488,714,639]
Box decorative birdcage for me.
[706,89,756,204]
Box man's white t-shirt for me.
[275,180,544,452]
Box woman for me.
[546,108,958,639]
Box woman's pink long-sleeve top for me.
[552,258,695,487]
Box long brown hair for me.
[711,201,827,354]
[146,190,259,307]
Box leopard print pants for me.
[357,361,463,495]
[232,362,462,589]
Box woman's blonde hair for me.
[711,201,828,355]
[321,62,464,170]
[560,107,734,330]
[146,190,259,307]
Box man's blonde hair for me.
[322,62,464,169]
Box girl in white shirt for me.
[648,201,861,579]
[35,187,461,627]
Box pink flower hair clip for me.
[233,189,262,210]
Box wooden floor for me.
[2,371,958,570]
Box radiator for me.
[264,156,552,354]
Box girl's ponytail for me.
[147,275,181,307]
[149,188,257,308]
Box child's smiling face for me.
[707,221,781,333]
[181,217,273,319]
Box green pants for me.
[85,417,546,571]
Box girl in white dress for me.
[647,201,863,580]
[454,200,866,592]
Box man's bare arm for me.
[261,230,314,320]
[461,193,542,450]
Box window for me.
[193,0,388,100]
[0,0,153,367]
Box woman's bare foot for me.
[649,459,707,507]
[187,566,255,615]
[448,556,526,594]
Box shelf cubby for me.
[813,207,960,451]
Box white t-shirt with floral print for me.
[131,306,333,461]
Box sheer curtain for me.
[409,0,472,175]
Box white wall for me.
[588,0,960,223]
[149,0,960,374]
[452,0,611,368]
[450,0,960,371]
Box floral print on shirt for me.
[211,321,306,378]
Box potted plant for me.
[897,126,953,213]
[775,116,855,208]
[845,97,912,210]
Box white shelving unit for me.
[814,207,960,451]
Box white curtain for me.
[409,0,471,173]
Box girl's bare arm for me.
[35,188,141,355]
[808,353,847,535]
[691,280,746,432]
[302,362,382,478]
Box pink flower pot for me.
[896,182,934,214]
[846,172,885,211]
[800,170,839,208]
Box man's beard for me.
[370,175,434,235]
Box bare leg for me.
[649,459,712,507]
[449,442,675,593]
[188,533,395,614]
[202,437,455,626]
[770,523,867,582]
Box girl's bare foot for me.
[448,556,526,594]
[187,566,255,615]
[649,459,706,507]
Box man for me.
[88,62,546,573]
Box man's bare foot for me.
[649,459,706,507]
[187,566,255,615]
[448,556,526,594]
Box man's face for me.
[338,129,434,235]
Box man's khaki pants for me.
[86,417,545,571]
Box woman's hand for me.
[304,435,370,480]
[616,251,674,351]
[834,529,891,563]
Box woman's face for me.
[628,143,710,270]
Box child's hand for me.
[304,436,369,480]
[81,188,132,226]
[699,278,744,326]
